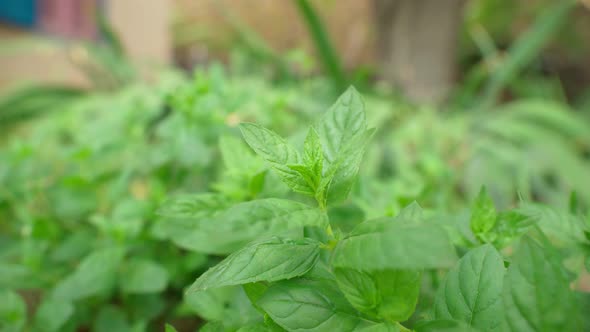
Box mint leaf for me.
[243,282,270,314]
[216,135,267,199]
[257,279,385,331]
[286,164,319,192]
[156,193,228,220]
[0,290,26,332]
[319,128,375,206]
[516,203,587,245]
[303,127,323,184]
[184,286,261,329]
[52,247,125,301]
[34,298,74,332]
[165,324,179,332]
[317,86,373,204]
[93,306,132,332]
[119,259,169,294]
[356,323,401,331]
[396,201,424,221]
[153,193,229,243]
[470,187,497,241]
[317,86,367,165]
[335,268,421,322]
[199,322,226,332]
[491,210,536,248]
[188,237,320,292]
[333,219,457,270]
[237,322,286,332]
[415,319,478,332]
[434,244,505,331]
[334,268,377,313]
[240,122,313,195]
[286,128,326,205]
[170,198,327,254]
[503,236,579,331]
[219,135,262,173]
[213,198,327,231]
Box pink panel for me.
[39,0,98,40]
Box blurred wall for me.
[0,25,91,89]
[108,0,171,65]
[0,0,171,90]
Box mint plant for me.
[181,87,586,331]
[2,68,589,332]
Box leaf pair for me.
[334,268,421,323]
[331,205,457,323]
[185,236,327,330]
[256,278,401,331]
[433,237,578,331]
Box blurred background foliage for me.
[0,0,589,331]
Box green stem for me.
[326,223,334,238]
[293,0,347,91]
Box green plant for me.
[177,88,589,331]
[2,11,590,325]
[0,66,338,331]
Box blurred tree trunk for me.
[374,0,464,104]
